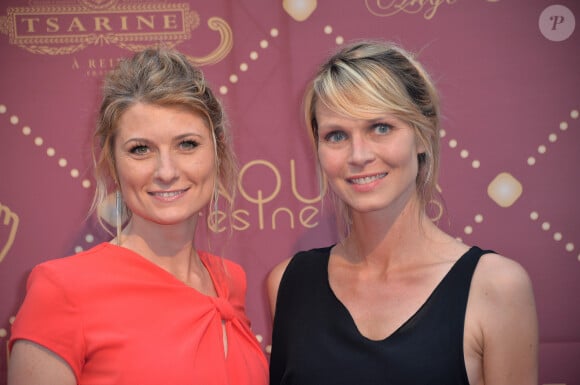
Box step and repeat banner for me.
[0,0,579,383]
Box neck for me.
[342,197,439,268]
[117,216,202,278]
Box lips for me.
[149,189,188,199]
[347,173,387,185]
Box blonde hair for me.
[90,47,237,233]
[304,40,441,235]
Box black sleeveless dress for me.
[269,246,490,385]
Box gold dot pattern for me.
[1,104,96,255]
[323,25,344,45]
[530,211,577,261]
[523,109,579,261]
[219,29,280,95]
[0,316,15,348]
[483,107,579,266]
[1,105,92,190]
[74,231,96,254]
[528,108,578,166]
[442,133,486,238]
[445,136,481,169]
[463,214,484,235]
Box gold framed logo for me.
[0,0,232,65]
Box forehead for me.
[116,103,210,137]
[315,101,399,125]
[314,84,399,118]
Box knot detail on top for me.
[210,297,236,321]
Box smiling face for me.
[316,103,424,217]
[114,102,216,229]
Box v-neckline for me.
[324,246,476,342]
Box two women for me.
[9,40,538,385]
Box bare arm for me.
[265,258,291,320]
[468,254,538,385]
[8,340,76,385]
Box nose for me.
[349,133,375,166]
[154,151,179,183]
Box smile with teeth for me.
[348,173,387,185]
[149,189,188,198]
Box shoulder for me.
[266,246,332,317]
[472,251,534,299]
[468,250,537,344]
[289,246,333,269]
[202,251,246,280]
[266,258,291,298]
[33,243,114,272]
[28,243,112,285]
[267,246,332,290]
[200,252,248,302]
[466,251,538,381]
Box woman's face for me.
[114,102,216,228]
[316,103,424,216]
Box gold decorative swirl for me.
[0,202,19,263]
[185,17,233,66]
[365,0,459,20]
[80,0,120,10]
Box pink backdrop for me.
[1,0,579,383]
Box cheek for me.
[115,159,131,185]
[184,155,216,181]
[117,170,140,193]
[317,148,341,174]
[390,135,421,161]
[116,159,150,189]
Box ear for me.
[415,137,426,155]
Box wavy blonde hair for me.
[90,47,237,234]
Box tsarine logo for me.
[0,0,232,65]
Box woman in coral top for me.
[8,48,268,385]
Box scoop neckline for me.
[323,245,476,343]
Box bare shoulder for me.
[465,251,538,384]
[469,251,536,319]
[472,251,534,298]
[266,257,293,319]
[267,258,292,288]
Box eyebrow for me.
[174,132,204,141]
[121,132,205,146]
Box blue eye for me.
[324,131,348,143]
[373,123,392,134]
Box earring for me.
[116,190,122,245]
[211,186,220,223]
